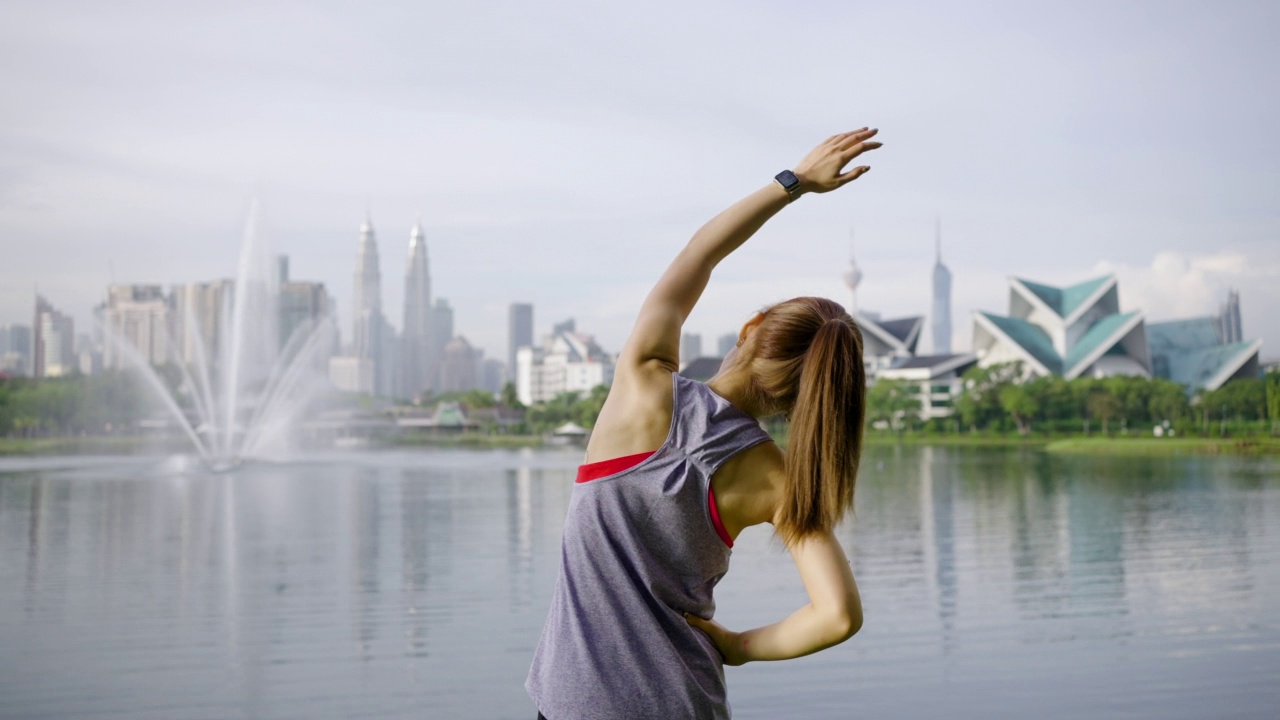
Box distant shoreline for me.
[2,433,1277,458]
[859,433,1280,456]
[1040,436,1280,456]
[0,433,554,457]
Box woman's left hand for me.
[685,612,749,666]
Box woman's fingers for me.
[825,128,867,146]
[840,140,883,162]
[685,613,734,662]
[685,613,722,641]
[837,165,871,186]
[834,128,878,151]
[685,612,710,631]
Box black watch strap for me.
[774,170,802,202]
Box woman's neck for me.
[706,367,773,419]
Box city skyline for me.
[1,2,1277,364]
[1,211,1268,378]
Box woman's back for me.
[588,363,787,540]
[525,373,772,720]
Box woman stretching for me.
[526,128,882,719]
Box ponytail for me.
[742,298,865,547]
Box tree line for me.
[0,372,148,437]
[8,364,1276,441]
[425,383,610,436]
[867,362,1280,436]
[1,368,615,440]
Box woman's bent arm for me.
[686,530,862,664]
[619,128,881,372]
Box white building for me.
[34,296,75,378]
[878,353,977,421]
[516,329,614,405]
[972,274,1261,392]
[171,280,233,367]
[973,275,1149,381]
[329,355,375,394]
[102,284,170,370]
[853,310,924,378]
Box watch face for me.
[776,170,800,189]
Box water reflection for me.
[921,446,958,651]
[0,448,1277,720]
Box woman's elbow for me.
[820,599,863,644]
[834,605,863,641]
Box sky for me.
[2,0,1277,365]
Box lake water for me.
[1,446,1277,719]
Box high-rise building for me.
[508,303,533,383]
[680,333,702,368]
[437,335,478,393]
[931,218,953,354]
[275,255,290,289]
[1217,289,1242,344]
[353,216,382,342]
[33,295,75,378]
[430,299,454,391]
[76,332,101,375]
[553,318,576,335]
[843,227,863,314]
[102,284,170,370]
[352,215,388,394]
[480,357,505,394]
[328,355,374,394]
[1,324,32,376]
[401,219,433,399]
[171,280,234,367]
[280,281,332,351]
[717,333,738,358]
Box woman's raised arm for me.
[616,128,882,374]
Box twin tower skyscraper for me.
[351,215,451,399]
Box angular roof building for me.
[852,310,924,377]
[972,274,1261,392]
[1147,316,1261,391]
[855,312,924,358]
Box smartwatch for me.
[774,170,802,202]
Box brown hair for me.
[738,297,866,546]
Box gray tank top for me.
[526,372,773,720]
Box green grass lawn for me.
[1042,436,1280,456]
[389,433,546,449]
[857,431,1280,456]
[0,436,192,456]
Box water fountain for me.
[107,204,337,470]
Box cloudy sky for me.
[2,0,1277,364]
